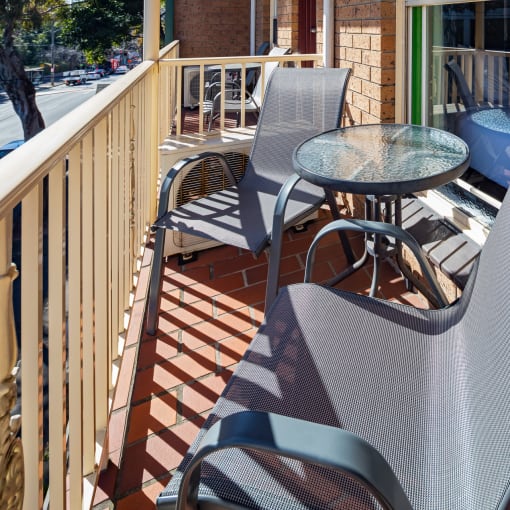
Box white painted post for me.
[323,0,334,68]
[144,0,161,61]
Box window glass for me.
[426,0,510,199]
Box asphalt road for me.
[0,76,118,147]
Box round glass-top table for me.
[292,123,471,305]
[293,124,470,195]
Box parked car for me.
[63,70,87,86]
[0,139,24,159]
[87,71,101,80]
[115,65,128,74]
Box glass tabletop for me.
[293,124,471,195]
[469,107,510,134]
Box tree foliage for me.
[0,1,64,140]
[59,0,143,63]
[0,0,144,141]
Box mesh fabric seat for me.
[146,67,352,335]
[157,189,510,509]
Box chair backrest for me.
[256,41,270,55]
[251,46,291,105]
[245,41,272,88]
[243,67,351,189]
[444,59,477,109]
[460,188,510,328]
[443,188,510,504]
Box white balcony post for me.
[0,215,23,510]
[143,0,161,61]
[323,0,334,67]
[143,0,161,221]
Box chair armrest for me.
[176,410,413,510]
[155,152,238,223]
[266,173,320,310]
[305,218,448,307]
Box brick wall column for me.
[336,0,396,124]
[175,0,252,57]
[256,0,271,50]
[277,0,299,49]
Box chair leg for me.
[146,228,167,335]
[208,113,217,131]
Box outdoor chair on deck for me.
[245,41,270,90]
[146,67,352,335]
[157,189,510,510]
[444,59,478,110]
[204,46,291,131]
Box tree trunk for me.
[0,29,45,141]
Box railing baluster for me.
[111,104,121,357]
[93,119,109,442]
[21,183,44,509]
[82,133,95,477]
[47,161,67,510]
[68,143,83,507]
[175,66,183,136]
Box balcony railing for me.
[0,41,321,510]
[160,53,322,135]
[433,47,510,112]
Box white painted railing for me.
[0,40,178,510]
[160,53,322,135]
[433,47,510,110]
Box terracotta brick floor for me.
[91,204,429,510]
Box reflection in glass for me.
[426,1,510,197]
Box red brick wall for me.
[256,0,271,51]
[275,0,396,124]
[336,0,396,124]
[174,0,396,122]
[277,0,299,49]
[175,0,252,57]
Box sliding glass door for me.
[408,0,510,199]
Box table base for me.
[326,194,444,308]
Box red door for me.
[298,0,317,66]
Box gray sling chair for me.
[157,188,510,510]
[204,46,291,131]
[146,67,352,335]
[444,59,478,110]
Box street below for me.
[0,75,120,147]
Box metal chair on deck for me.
[146,67,352,335]
[204,46,291,131]
[157,187,510,510]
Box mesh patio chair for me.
[146,67,352,335]
[157,188,510,510]
[246,41,270,90]
[444,59,478,110]
[204,46,291,131]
